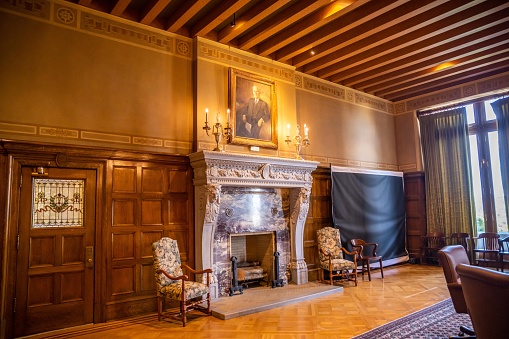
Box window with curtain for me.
[466,98,507,234]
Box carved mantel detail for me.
[189,151,319,297]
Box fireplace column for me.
[195,183,221,298]
[289,186,311,285]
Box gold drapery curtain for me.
[491,97,509,229]
[418,107,475,237]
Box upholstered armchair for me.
[152,237,212,326]
[317,227,357,286]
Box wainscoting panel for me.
[105,160,194,320]
[404,172,427,260]
[306,167,334,281]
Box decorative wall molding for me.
[197,38,295,84]
[395,72,509,114]
[0,122,37,135]
[298,73,394,115]
[0,120,192,153]
[0,0,192,59]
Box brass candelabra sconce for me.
[285,123,310,160]
[203,108,232,152]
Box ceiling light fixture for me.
[230,13,236,27]
[310,49,315,55]
[433,61,456,72]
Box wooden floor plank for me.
[21,264,449,339]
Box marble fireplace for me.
[189,151,319,298]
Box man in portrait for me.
[241,85,270,140]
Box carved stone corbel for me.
[289,186,311,284]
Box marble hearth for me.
[189,151,319,299]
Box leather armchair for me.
[437,245,474,337]
[456,263,509,339]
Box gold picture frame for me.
[228,68,278,149]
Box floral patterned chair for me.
[152,237,212,326]
[317,227,357,286]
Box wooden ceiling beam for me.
[364,44,509,95]
[110,0,131,17]
[217,1,289,44]
[340,18,509,87]
[320,1,509,80]
[78,0,93,6]
[166,0,210,33]
[293,0,452,69]
[383,64,509,102]
[258,0,371,58]
[238,0,330,50]
[140,0,172,25]
[190,0,250,38]
[308,0,497,76]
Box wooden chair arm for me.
[340,247,357,256]
[181,263,212,275]
[319,248,332,257]
[341,248,357,266]
[155,269,189,281]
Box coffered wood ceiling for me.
[67,0,509,102]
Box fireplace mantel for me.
[189,150,319,188]
[189,151,319,298]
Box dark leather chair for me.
[350,239,384,281]
[457,263,509,339]
[420,231,446,265]
[472,232,500,270]
[437,245,475,338]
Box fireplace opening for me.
[230,232,275,289]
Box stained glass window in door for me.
[32,179,84,228]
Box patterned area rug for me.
[352,298,473,339]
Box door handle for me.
[85,246,94,268]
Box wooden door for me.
[14,167,96,337]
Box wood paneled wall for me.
[305,167,334,281]
[104,160,194,320]
[403,172,427,261]
[0,141,193,337]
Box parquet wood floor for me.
[22,264,449,339]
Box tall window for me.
[467,99,507,234]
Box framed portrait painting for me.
[228,68,278,149]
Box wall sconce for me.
[285,123,310,160]
[203,108,232,152]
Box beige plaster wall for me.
[296,87,397,168]
[395,112,423,172]
[0,5,193,154]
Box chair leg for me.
[366,261,371,281]
[181,301,187,327]
[379,258,384,278]
[206,292,211,316]
[157,295,162,321]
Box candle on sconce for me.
[304,124,308,138]
[205,108,209,123]
[227,108,231,124]
[287,123,291,136]
[216,111,220,123]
